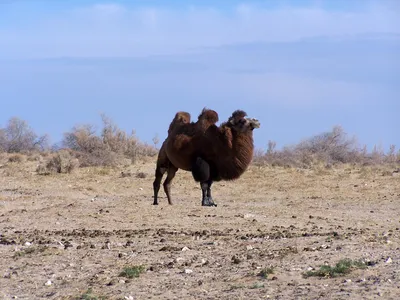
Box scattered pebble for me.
[175,257,184,263]
[244,213,255,219]
[184,269,193,274]
[124,296,134,300]
[24,242,31,246]
[45,280,52,286]
[119,279,126,284]
[385,257,392,264]
[181,246,190,252]
[246,245,254,250]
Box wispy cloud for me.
[0,1,399,58]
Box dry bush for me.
[62,114,157,167]
[8,153,26,163]
[254,126,399,169]
[136,172,147,178]
[36,150,79,175]
[0,117,49,153]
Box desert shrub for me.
[62,114,157,167]
[36,150,79,175]
[254,125,399,168]
[8,153,26,163]
[0,117,49,153]
[136,172,147,178]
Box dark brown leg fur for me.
[163,165,178,205]
[153,165,166,205]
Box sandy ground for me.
[0,155,399,300]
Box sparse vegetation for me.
[0,117,49,153]
[249,282,265,289]
[76,288,107,300]
[257,267,274,279]
[253,125,400,168]
[8,153,25,163]
[13,246,49,258]
[62,114,157,167]
[36,150,79,175]
[119,265,146,278]
[303,258,368,278]
[136,172,147,178]
[1,116,398,172]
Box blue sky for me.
[0,0,399,151]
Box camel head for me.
[228,110,261,132]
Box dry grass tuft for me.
[8,154,26,163]
[36,150,79,175]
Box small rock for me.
[119,279,126,284]
[181,246,190,252]
[307,267,314,271]
[385,257,392,264]
[246,245,254,250]
[124,296,134,300]
[184,269,193,274]
[107,279,118,286]
[244,213,255,219]
[201,259,208,265]
[232,256,241,264]
[345,279,352,283]
[24,242,32,246]
[270,276,278,280]
[175,257,184,263]
[139,188,143,191]
[45,280,52,286]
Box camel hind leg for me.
[153,165,167,205]
[192,157,217,207]
[163,165,178,205]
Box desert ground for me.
[0,155,399,300]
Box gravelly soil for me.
[0,157,399,300]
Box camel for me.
[152,108,219,205]
[165,109,260,206]
[153,108,260,206]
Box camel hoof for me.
[152,202,159,205]
[202,198,217,207]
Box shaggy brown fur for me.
[171,110,259,206]
[155,108,260,206]
[152,108,219,205]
